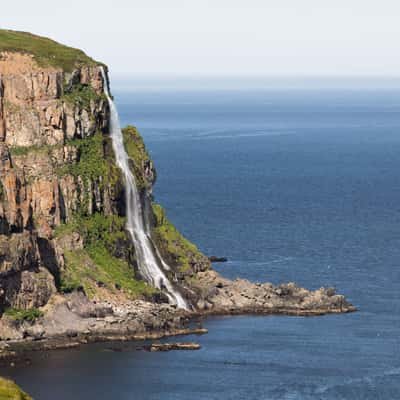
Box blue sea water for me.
[3,88,400,399]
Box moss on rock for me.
[57,132,122,216]
[0,377,32,400]
[9,143,61,157]
[61,83,106,111]
[59,133,108,181]
[151,203,207,274]
[122,125,154,191]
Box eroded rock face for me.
[0,232,56,311]
[0,52,121,313]
[0,55,107,147]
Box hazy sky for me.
[2,0,400,79]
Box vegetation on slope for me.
[59,132,119,186]
[152,204,205,273]
[0,377,32,400]
[56,132,121,215]
[9,143,60,157]
[61,83,107,111]
[122,125,154,191]
[0,29,97,71]
[3,308,43,322]
[55,214,157,299]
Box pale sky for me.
[2,0,400,79]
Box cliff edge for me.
[0,30,354,354]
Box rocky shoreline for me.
[0,270,355,363]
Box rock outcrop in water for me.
[0,30,354,356]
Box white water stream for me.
[100,68,188,309]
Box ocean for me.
[3,88,400,399]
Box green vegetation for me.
[152,204,201,273]
[9,143,60,157]
[55,213,126,250]
[122,125,153,191]
[61,83,106,111]
[56,214,157,299]
[4,307,43,322]
[0,377,32,400]
[57,132,121,214]
[59,133,108,181]
[0,29,98,72]
[60,132,119,184]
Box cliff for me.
[0,30,354,352]
[0,30,209,318]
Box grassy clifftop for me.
[0,29,98,71]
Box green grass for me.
[59,132,107,180]
[9,143,60,157]
[87,244,157,297]
[54,213,126,252]
[4,308,43,322]
[57,133,121,214]
[0,29,98,72]
[56,214,158,299]
[62,83,106,111]
[122,125,153,191]
[61,246,156,299]
[0,377,32,400]
[152,204,201,273]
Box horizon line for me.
[109,75,400,91]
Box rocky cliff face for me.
[0,31,209,317]
[0,32,354,345]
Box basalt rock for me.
[144,342,201,352]
[191,270,355,315]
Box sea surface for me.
[3,88,400,399]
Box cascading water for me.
[100,68,188,309]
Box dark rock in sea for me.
[144,342,201,352]
[208,256,228,263]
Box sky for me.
[2,0,400,83]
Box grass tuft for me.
[4,308,43,322]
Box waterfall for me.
[100,68,188,309]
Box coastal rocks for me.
[192,270,355,315]
[208,256,228,263]
[144,342,201,352]
[0,292,194,351]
